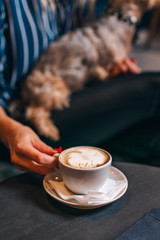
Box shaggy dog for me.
[10,0,160,141]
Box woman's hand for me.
[8,125,59,175]
[0,107,58,175]
[109,58,141,78]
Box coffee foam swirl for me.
[62,147,109,169]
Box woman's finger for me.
[124,58,141,74]
[14,155,57,175]
[109,64,121,77]
[118,60,129,73]
[15,142,58,165]
[32,138,57,155]
[14,164,26,172]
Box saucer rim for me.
[43,166,128,209]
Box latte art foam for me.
[61,147,109,169]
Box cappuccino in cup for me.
[60,146,110,169]
[58,146,112,194]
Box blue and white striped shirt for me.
[0,0,109,112]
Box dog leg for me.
[95,66,110,80]
[25,106,60,141]
[90,65,111,81]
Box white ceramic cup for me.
[58,146,112,194]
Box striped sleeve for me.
[1,0,109,113]
[4,0,58,89]
[0,0,11,112]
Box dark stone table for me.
[0,162,160,240]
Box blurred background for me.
[130,7,160,71]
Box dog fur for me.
[9,0,160,141]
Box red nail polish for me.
[130,58,136,63]
[53,147,63,153]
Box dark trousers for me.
[44,72,160,166]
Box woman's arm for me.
[0,106,58,175]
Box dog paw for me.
[63,98,70,108]
[95,66,109,81]
[38,124,60,141]
[46,128,60,141]
[50,130,60,141]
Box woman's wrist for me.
[0,106,23,147]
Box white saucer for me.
[43,166,128,209]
